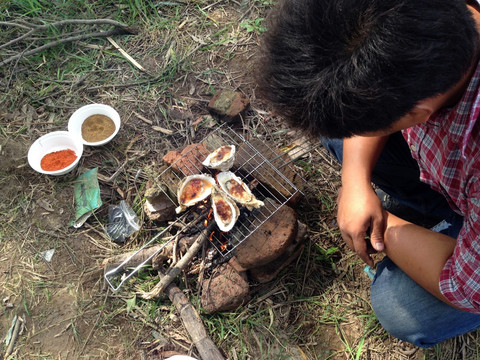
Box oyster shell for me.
[176,174,216,213]
[216,171,264,211]
[211,186,239,232]
[201,145,236,171]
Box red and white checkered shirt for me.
[402,59,480,312]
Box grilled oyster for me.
[176,174,216,213]
[211,186,239,232]
[201,145,236,171]
[216,171,264,211]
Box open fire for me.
[104,124,305,293]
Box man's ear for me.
[407,101,435,125]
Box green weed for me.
[240,18,267,34]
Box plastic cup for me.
[28,131,84,176]
[68,104,121,146]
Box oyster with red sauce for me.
[201,145,236,171]
[216,171,264,211]
[211,186,240,232]
[176,174,216,213]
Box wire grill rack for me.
[156,123,302,254]
[105,123,303,291]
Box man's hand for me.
[337,185,386,266]
[339,135,390,266]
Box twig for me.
[0,18,135,32]
[101,235,197,271]
[103,213,206,291]
[141,222,215,300]
[86,74,164,90]
[0,27,136,67]
[4,315,23,358]
[106,36,147,73]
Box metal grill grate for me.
[105,123,303,291]
[156,123,302,254]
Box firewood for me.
[102,236,196,272]
[102,214,207,275]
[164,279,225,360]
[141,222,215,300]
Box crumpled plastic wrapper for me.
[106,200,141,244]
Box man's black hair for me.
[257,0,478,138]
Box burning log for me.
[141,221,215,299]
[102,235,197,272]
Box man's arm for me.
[383,211,456,306]
[342,135,389,184]
[338,135,389,265]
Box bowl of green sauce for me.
[68,104,121,146]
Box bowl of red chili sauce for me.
[28,131,84,175]
[68,104,121,146]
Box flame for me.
[209,231,215,242]
[220,243,228,251]
[198,199,209,210]
[204,208,213,226]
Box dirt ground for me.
[2,1,480,360]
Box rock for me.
[143,193,177,222]
[163,143,209,176]
[201,263,250,314]
[142,167,178,221]
[233,198,298,269]
[228,256,249,273]
[233,138,303,205]
[162,150,181,166]
[249,221,307,283]
[207,90,250,123]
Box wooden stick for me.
[102,235,197,271]
[164,279,224,360]
[0,27,136,67]
[4,316,23,358]
[141,221,214,300]
[106,36,147,73]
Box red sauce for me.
[180,178,212,204]
[226,179,247,199]
[212,146,231,162]
[215,199,232,221]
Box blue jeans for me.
[321,133,480,347]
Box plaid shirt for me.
[402,59,480,312]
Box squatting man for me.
[258,0,480,347]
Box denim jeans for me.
[321,133,480,347]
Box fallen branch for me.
[0,19,138,68]
[141,221,215,300]
[0,19,134,49]
[164,277,224,360]
[1,28,133,67]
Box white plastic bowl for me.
[68,104,121,146]
[28,131,84,176]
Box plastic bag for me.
[107,200,141,244]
